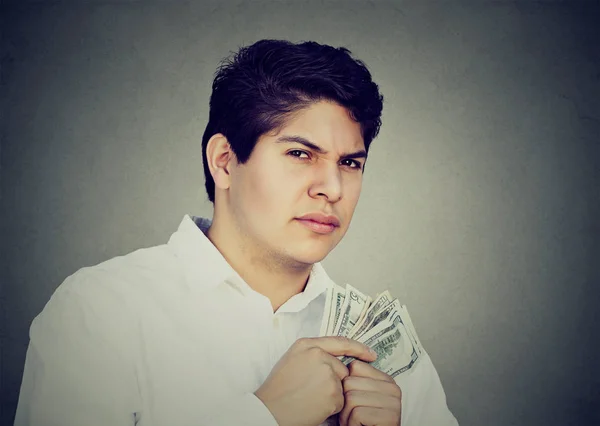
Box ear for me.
[206,133,236,192]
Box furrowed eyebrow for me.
[275,135,367,160]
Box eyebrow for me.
[275,135,367,160]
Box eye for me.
[287,150,310,159]
[341,159,363,169]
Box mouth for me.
[295,218,338,234]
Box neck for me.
[206,211,313,312]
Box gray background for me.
[1,1,598,425]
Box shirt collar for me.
[167,214,331,312]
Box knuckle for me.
[308,346,324,359]
[345,389,357,403]
[339,363,350,379]
[350,406,363,422]
[335,335,351,348]
[347,359,360,374]
[392,383,403,398]
[328,374,341,392]
[394,389,403,409]
[295,337,310,348]
[384,373,396,383]
[328,368,339,383]
[342,374,353,389]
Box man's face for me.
[227,100,366,267]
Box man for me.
[15,39,458,425]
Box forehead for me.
[265,101,364,150]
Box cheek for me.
[243,164,298,211]
[344,177,363,206]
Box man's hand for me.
[338,360,402,426]
[254,336,378,426]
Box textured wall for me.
[1,1,598,425]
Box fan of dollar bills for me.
[319,283,425,378]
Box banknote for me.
[319,284,424,378]
[347,290,392,339]
[332,284,371,338]
[319,283,346,336]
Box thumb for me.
[305,336,377,362]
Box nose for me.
[308,161,343,202]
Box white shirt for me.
[15,214,459,426]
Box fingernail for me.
[369,348,377,357]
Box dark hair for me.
[201,39,384,203]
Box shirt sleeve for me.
[396,351,459,426]
[14,270,141,426]
[204,393,279,426]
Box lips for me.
[296,213,341,227]
[296,219,337,234]
[295,212,340,235]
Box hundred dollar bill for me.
[319,284,424,379]
[332,284,371,338]
[340,298,403,364]
[354,295,372,330]
[346,290,392,339]
[319,283,346,336]
[357,309,421,377]
[350,296,401,341]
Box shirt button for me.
[273,317,280,328]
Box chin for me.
[288,242,336,265]
[293,253,328,266]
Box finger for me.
[342,376,402,400]
[348,406,398,426]
[348,359,396,383]
[339,390,401,426]
[326,356,350,381]
[303,336,377,362]
[332,379,346,416]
